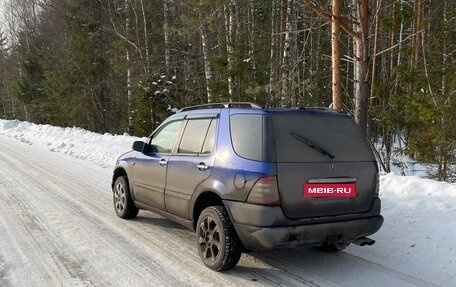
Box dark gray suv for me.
[112,102,383,271]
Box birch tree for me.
[224,0,236,100]
[280,0,292,107]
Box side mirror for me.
[132,141,151,153]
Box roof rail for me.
[178,102,262,112]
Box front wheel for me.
[113,176,139,219]
[196,206,242,271]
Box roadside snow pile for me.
[348,173,456,286]
[0,119,142,167]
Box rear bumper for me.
[234,216,383,251]
[223,198,383,251]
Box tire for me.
[113,176,139,219]
[196,206,242,271]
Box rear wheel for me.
[196,206,242,271]
[113,176,139,219]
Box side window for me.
[178,118,214,155]
[201,119,216,155]
[230,114,273,161]
[151,120,182,153]
[231,114,262,160]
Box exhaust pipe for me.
[353,237,375,247]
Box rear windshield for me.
[230,113,374,162]
[271,114,375,162]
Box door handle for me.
[197,163,209,171]
[159,159,168,166]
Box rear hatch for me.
[271,111,378,219]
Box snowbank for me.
[350,173,456,286]
[0,119,142,168]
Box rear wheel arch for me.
[192,191,225,230]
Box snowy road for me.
[0,135,443,287]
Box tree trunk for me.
[353,0,370,133]
[280,0,292,107]
[163,0,171,75]
[369,0,381,108]
[269,0,277,104]
[200,26,213,103]
[224,0,236,100]
[248,0,256,94]
[331,0,342,111]
[354,38,369,132]
[139,0,150,74]
[412,0,423,69]
[125,0,132,132]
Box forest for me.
[0,0,454,182]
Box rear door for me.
[271,113,378,219]
[165,115,218,219]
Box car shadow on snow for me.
[133,214,186,230]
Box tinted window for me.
[201,119,216,155]
[230,114,275,161]
[272,114,375,162]
[151,120,182,153]
[178,119,212,154]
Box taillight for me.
[246,176,280,205]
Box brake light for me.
[247,176,280,205]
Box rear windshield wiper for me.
[291,132,335,159]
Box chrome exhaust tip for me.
[353,237,375,247]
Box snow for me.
[375,138,429,177]
[0,118,455,286]
[350,173,456,286]
[0,119,144,168]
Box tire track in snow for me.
[339,252,440,287]
[0,147,190,287]
[0,151,99,286]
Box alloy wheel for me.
[114,181,126,214]
[198,215,221,262]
